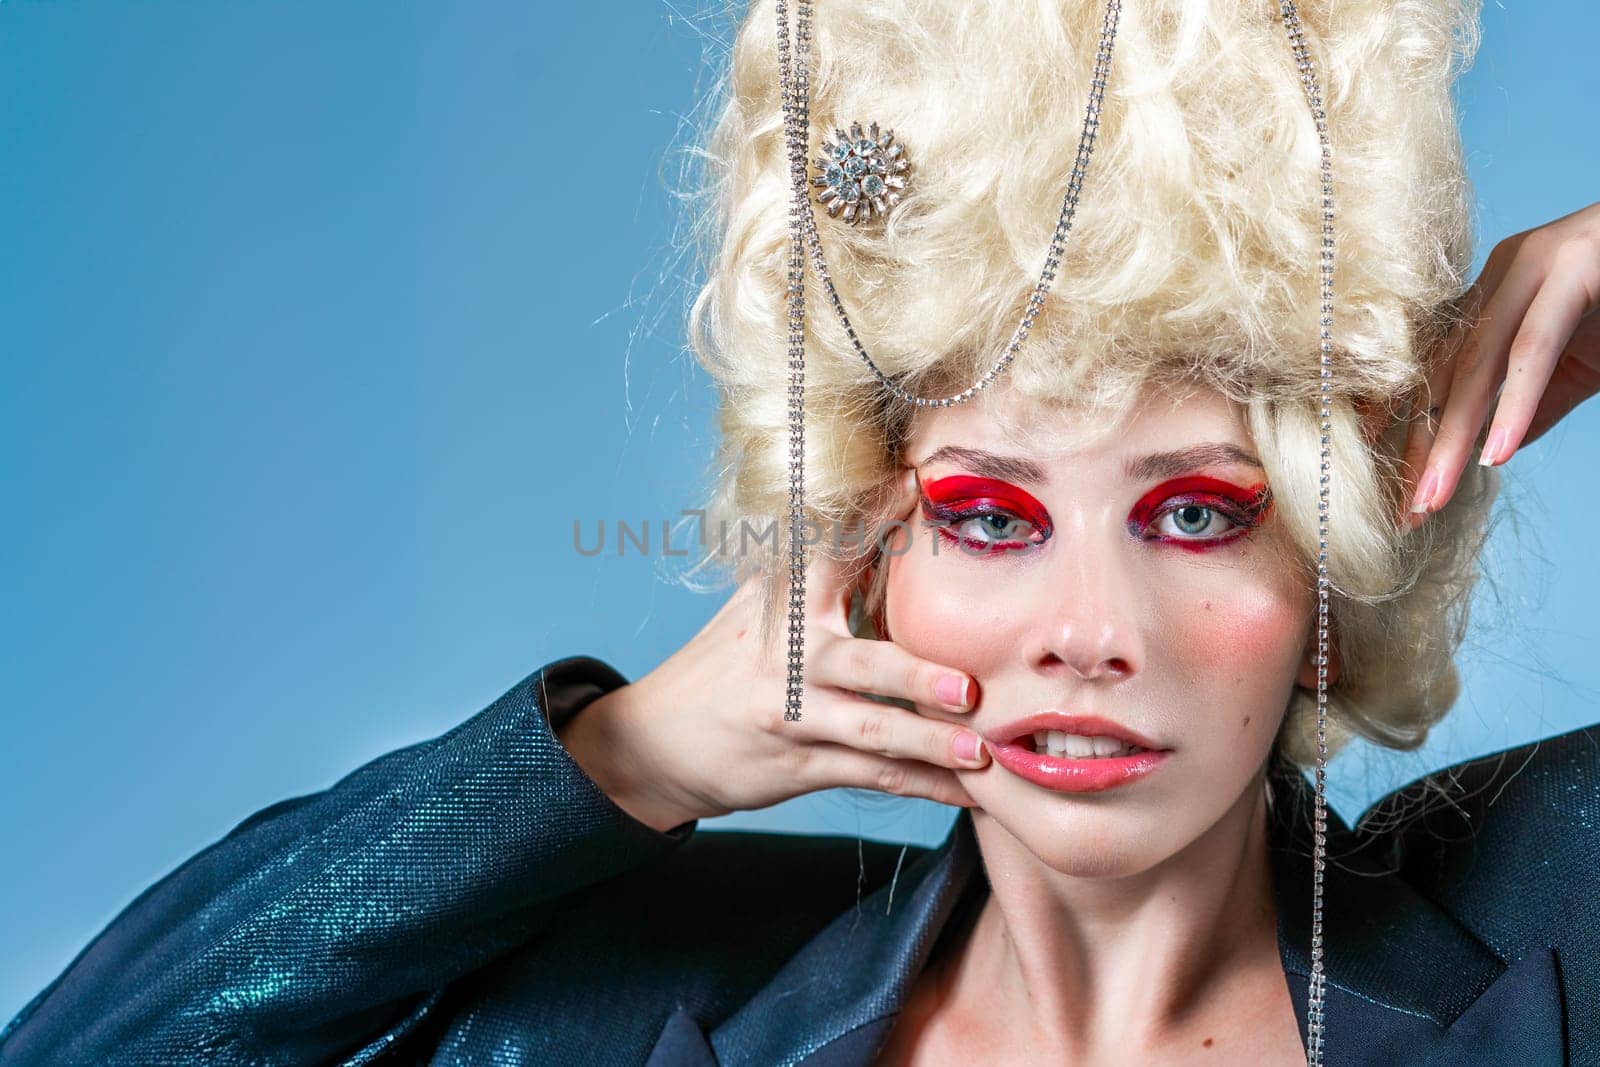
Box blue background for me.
[2,0,1596,1024]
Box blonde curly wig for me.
[679,0,1499,769]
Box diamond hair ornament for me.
[774,0,1336,1061]
[811,121,910,224]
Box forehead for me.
[906,381,1252,470]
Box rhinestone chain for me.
[775,0,809,726]
[797,0,1122,410]
[776,1,1334,1060]
[1275,0,1336,1061]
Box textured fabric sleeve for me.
[0,654,697,1066]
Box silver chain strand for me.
[776,1,1334,1060]
[797,1,1122,410]
[1277,0,1336,1061]
[775,0,808,727]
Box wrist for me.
[555,682,699,835]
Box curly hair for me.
[677,0,1498,769]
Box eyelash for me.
[921,492,1268,554]
[1145,497,1255,546]
[922,504,1044,553]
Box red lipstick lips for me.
[985,713,1170,793]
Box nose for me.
[1028,522,1143,682]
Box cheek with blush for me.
[1191,592,1305,670]
[882,551,1015,676]
[1173,586,1310,741]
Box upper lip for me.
[988,712,1166,752]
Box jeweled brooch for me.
[812,121,910,225]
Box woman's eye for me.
[943,510,1042,549]
[1152,503,1239,540]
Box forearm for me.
[0,656,696,1066]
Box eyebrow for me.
[916,442,1264,484]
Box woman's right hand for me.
[555,489,989,833]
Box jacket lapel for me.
[643,1006,720,1067]
[648,772,1565,1066]
[704,811,981,1067]
[1267,764,1565,1063]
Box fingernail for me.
[1409,468,1439,514]
[953,731,986,763]
[935,673,970,709]
[1478,428,1508,467]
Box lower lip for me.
[987,741,1170,793]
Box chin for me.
[972,793,1187,880]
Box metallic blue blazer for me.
[1,656,1593,1065]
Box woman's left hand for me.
[1397,198,1600,528]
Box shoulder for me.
[1361,723,1598,1027]
[1365,721,1598,909]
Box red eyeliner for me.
[1127,476,1272,553]
[918,473,1052,550]
[916,470,1271,555]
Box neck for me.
[945,771,1282,1059]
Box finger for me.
[1397,283,1480,527]
[811,696,991,769]
[810,632,977,713]
[1412,251,1546,519]
[811,469,922,623]
[1480,238,1600,468]
[892,464,918,519]
[1525,334,1600,445]
[1397,364,1452,529]
[1354,396,1390,447]
[811,744,982,807]
[801,549,866,635]
[868,466,923,556]
[1399,241,1525,524]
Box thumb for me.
[893,464,919,518]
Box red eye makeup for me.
[1127,475,1273,553]
[914,468,1272,558]
[917,472,1052,554]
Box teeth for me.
[1054,730,1096,758]
[1091,736,1123,757]
[1031,730,1139,759]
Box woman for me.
[3,0,1597,1063]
